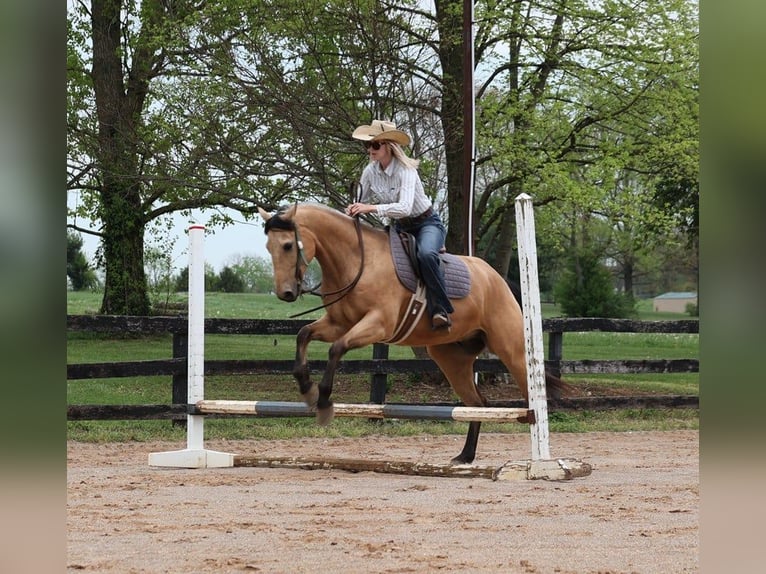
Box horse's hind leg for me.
[426,342,487,464]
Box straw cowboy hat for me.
[351,119,411,147]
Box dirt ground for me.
[67,430,698,573]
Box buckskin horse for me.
[258,203,569,464]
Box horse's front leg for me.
[293,325,318,407]
[293,318,345,409]
[315,314,387,425]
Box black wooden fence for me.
[67,315,699,420]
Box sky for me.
[69,201,271,274]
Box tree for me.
[67,231,98,291]
[173,267,188,293]
[217,266,245,293]
[227,255,274,294]
[144,245,177,313]
[554,250,635,318]
[174,264,221,293]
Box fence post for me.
[547,331,563,378]
[514,193,551,461]
[369,343,389,404]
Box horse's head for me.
[258,205,314,302]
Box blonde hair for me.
[386,141,420,170]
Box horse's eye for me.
[283,242,293,252]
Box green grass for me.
[68,291,698,442]
[551,332,699,360]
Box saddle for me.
[382,229,471,344]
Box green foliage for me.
[685,302,699,317]
[227,255,274,293]
[144,242,180,313]
[554,250,636,318]
[217,266,246,293]
[173,266,188,292]
[67,232,99,291]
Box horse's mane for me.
[268,202,385,236]
[263,203,338,233]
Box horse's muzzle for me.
[278,290,298,302]
[277,282,302,302]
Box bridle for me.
[264,208,366,318]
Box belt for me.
[397,207,433,227]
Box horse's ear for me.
[257,207,272,221]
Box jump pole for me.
[148,225,235,468]
[194,400,532,422]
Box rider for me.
[345,119,453,330]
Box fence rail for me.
[67,314,699,420]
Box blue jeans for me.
[395,212,453,317]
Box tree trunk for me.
[490,185,525,278]
[435,0,467,255]
[100,188,150,315]
[622,259,634,296]
[90,0,157,315]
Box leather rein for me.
[264,211,365,318]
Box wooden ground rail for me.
[232,454,592,481]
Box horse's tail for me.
[545,370,575,399]
[507,279,523,307]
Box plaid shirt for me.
[359,158,432,220]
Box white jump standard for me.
[148,225,235,469]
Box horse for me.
[258,203,570,464]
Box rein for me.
[266,210,366,318]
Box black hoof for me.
[450,454,474,465]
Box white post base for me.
[148,448,236,468]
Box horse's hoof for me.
[301,384,319,410]
[316,404,335,426]
[450,454,474,466]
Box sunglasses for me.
[363,141,383,151]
